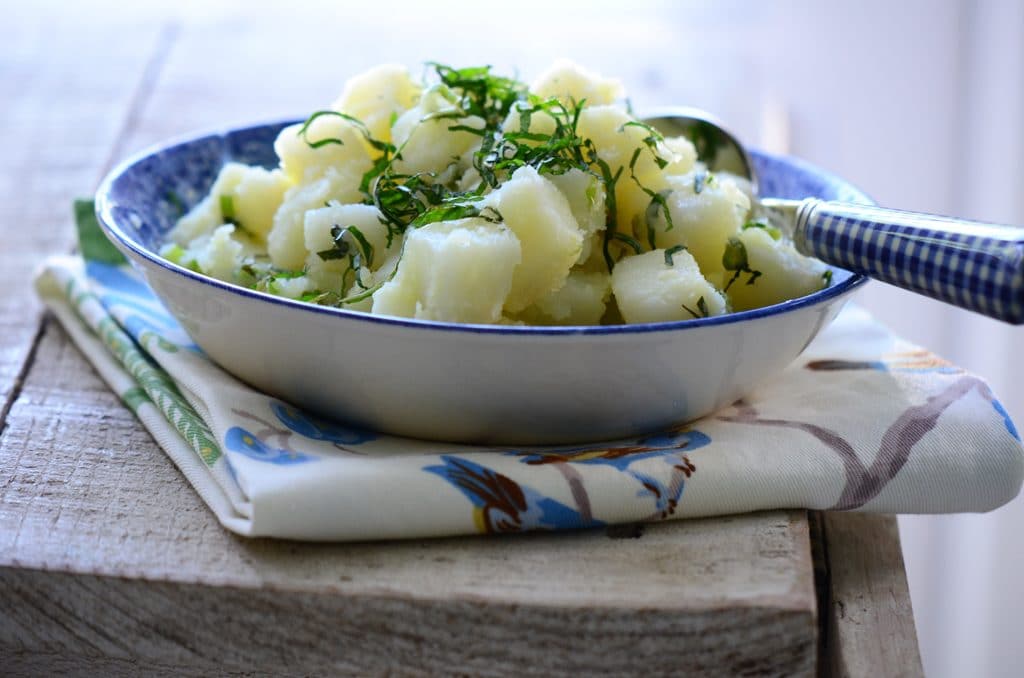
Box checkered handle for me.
[793,199,1024,324]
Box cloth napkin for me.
[32,202,1024,541]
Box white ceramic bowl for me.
[96,120,868,444]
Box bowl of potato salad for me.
[96,61,867,444]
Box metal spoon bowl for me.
[642,108,1024,325]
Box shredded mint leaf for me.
[723,237,748,271]
[610,231,643,255]
[722,237,762,291]
[681,295,710,319]
[345,226,375,266]
[219,194,236,221]
[664,244,688,267]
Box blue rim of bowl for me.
[95,119,869,337]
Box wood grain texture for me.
[821,513,924,678]
[0,6,171,429]
[0,322,818,676]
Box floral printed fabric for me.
[34,248,1024,540]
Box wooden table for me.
[0,5,922,676]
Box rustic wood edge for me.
[0,565,817,677]
[815,511,924,678]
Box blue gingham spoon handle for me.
[790,199,1024,324]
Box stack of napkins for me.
[32,204,1024,540]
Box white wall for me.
[742,3,1024,676]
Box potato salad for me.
[162,61,829,325]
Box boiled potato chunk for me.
[169,163,243,245]
[576,105,675,230]
[531,59,624,106]
[303,203,393,292]
[723,227,829,311]
[651,171,751,275]
[169,163,291,246]
[303,204,392,269]
[516,270,611,325]
[274,116,372,184]
[544,168,606,265]
[577,105,659,177]
[231,166,291,240]
[331,64,420,144]
[391,87,485,176]
[372,218,521,324]
[268,166,365,270]
[612,249,727,323]
[483,166,583,312]
[341,248,404,313]
[195,224,245,282]
[662,136,699,176]
[269,275,312,300]
[501,100,558,142]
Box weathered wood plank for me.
[0,7,173,429]
[821,512,924,678]
[0,321,818,675]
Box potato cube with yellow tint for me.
[723,227,829,312]
[274,116,372,184]
[612,249,727,324]
[372,218,521,324]
[515,270,611,325]
[651,171,751,275]
[531,59,624,106]
[331,64,421,145]
[483,166,583,312]
[267,166,365,270]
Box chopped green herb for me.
[218,194,253,236]
[299,290,328,303]
[584,176,598,206]
[219,194,235,221]
[316,248,348,261]
[664,244,688,267]
[345,225,376,266]
[722,237,762,292]
[822,269,833,286]
[163,244,187,265]
[681,295,710,319]
[621,120,669,170]
[427,62,528,129]
[610,231,643,255]
[318,225,352,261]
[624,135,674,249]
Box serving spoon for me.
[643,108,1024,324]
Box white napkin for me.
[34,234,1024,541]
